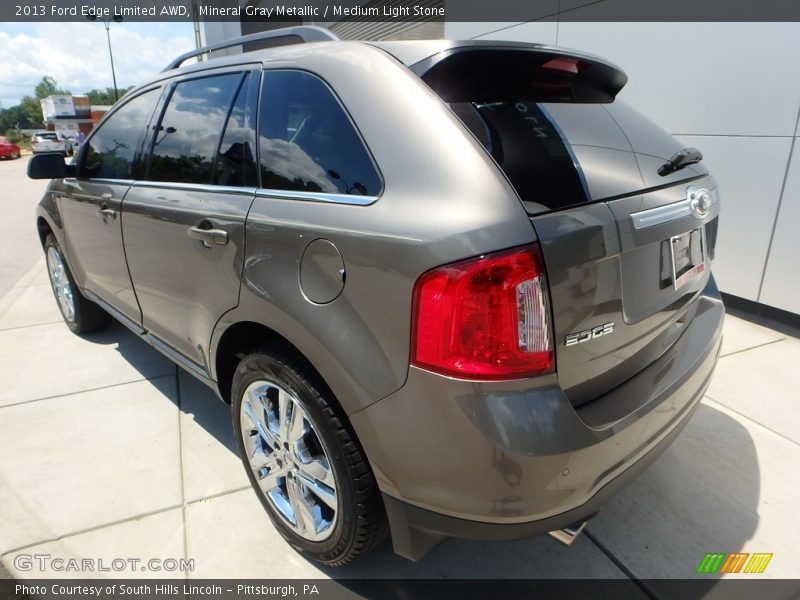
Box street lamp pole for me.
[87,12,123,103]
[103,20,119,102]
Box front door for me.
[58,87,162,322]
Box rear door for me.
[412,45,719,407]
[121,68,259,374]
[58,87,162,323]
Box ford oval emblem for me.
[689,188,713,219]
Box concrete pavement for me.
[0,156,49,298]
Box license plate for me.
[670,227,706,290]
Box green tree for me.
[19,96,43,129]
[0,105,29,131]
[16,76,73,129]
[85,86,133,106]
[35,75,71,99]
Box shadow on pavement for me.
[322,404,760,596]
[89,321,239,456]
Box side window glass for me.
[258,71,381,196]
[149,73,242,184]
[82,89,159,179]
[213,74,257,187]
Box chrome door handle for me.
[97,205,116,221]
[188,225,228,246]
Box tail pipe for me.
[548,521,588,546]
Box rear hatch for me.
[388,42,720,409]
[32,132,63,152]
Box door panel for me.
[122,185,254,367]
[58,179,139,321]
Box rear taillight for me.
[411,244,553,380]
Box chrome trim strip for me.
[632,187,718,230]
[255,188,377,206]
[82,289,145,335]
[86,289,212,383]
[146,333,210,380]
[131,181,258,195]
[631,199,693,230]
[66,178,134,186]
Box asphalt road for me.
[0,156,49,297]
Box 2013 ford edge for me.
[29,27,724,566]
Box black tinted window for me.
[451,101,588,210]
[213,75,256,187]
[259,71,381,196]
[149,73,242,184]
[82,89,158,179]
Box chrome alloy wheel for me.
[240,380,338,542]
[47,246,75,322]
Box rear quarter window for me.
[258,70,381,197]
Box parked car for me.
[31,131,73,156]
[0,136,21,159]
[28,27,723,566]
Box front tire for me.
[44,234,110,334]
[231,349,387,566]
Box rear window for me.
[36,133,58,140]
[449,100,588,211]
[149,73,243,185]
[417,47,632,211]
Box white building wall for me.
[446,22,800,314]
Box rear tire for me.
[44,234,110,334]
[231,348,387,566]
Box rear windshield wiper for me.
[658,147,703,177]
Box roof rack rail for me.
[162,25,340,72]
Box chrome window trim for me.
[255,188,377,206]
[65,178,135,186]
[132,180,258,196]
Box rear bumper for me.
[32,147,65,154]
[351,279,724,560]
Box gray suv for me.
[29,26,723,566]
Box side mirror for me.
[27,153,76,179]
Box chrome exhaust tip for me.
[548,521,588,546]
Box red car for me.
[0,136,21,160]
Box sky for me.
[0,22,195,109]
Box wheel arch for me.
[213,320,335,409]
[36,216,53,247]
[35,192,64,249]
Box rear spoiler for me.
[406,43,627,104]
